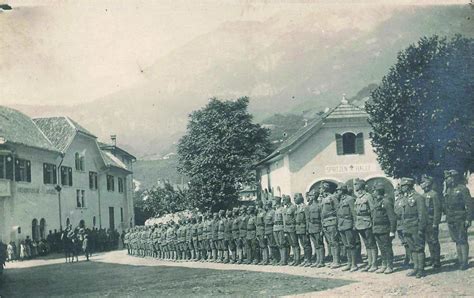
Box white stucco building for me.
[0,106,136,244]
[255,98,396,198]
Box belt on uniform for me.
[275,221,283,225]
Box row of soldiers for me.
[125,169,472,278]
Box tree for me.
[177,97,272,211]
[140,183,189,218]
[366,35,474,183]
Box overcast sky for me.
[0,0,467,106]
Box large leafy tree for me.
[177,97,272,211]
[366,35,474,183]
[140,183,189,218]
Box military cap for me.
[354,178,366,185]
[248,205,255,211]
[240,205,247,211]
[274,196,282,204]
[294,193,303,203]
[226,209,232,215]
[219,209,225,215]
[374,183,385,191]
[336,183,348,191]
[265,200,272,207]
[445,169,459,178]
[400,177,415,186]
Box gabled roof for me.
[0,106,59,153]
[101,150,132,173]
[99,141,137,161]
[33,116,96,153]
[255,99,368,167]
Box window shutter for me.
[94,175,98,190]
[53,165,57,184]
[5,155,13,180]
[356,133,365,154]
[69,168,73,186]
[43,164,48,184]
[335,134,343,155]
[26,161,31,182]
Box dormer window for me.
[336,132,364,155]
[75,152,85,171]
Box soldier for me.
[190,217,198,260]
[421,175,442,268]
[283,195,299,266]
[372,183,397,274]
[273,196,286,265]
[335,184,358,272]
[400,177,427,278]
[255,201,267,265]
[204,213,213,261]
[295,193,311,267]
[320,182,340,269]
[307,189,324,268]
[394,184,411,268]
[264,200,277,265]
[444,170,472,270]
[224,210,233,264]
[354,178,377,272]
[197,215,205,261]
[176,220,184,261]
[210,213,219,262]
[185,218,193,260]
[231,208,240,264]
[246,205,258,264]
[238,206,248,264]
[217,210,226,263]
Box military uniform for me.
[421,176,442,268]
[321,191,340,268]
[307,194,324,267]
[284,198,298,266]
[295,194,311,266]
[444,170,473,270]
[273,198,287,265]
[400,178,427,278]
[246,207,258,264]
[336,190,357,272]
[231,210,241,263]
[223,211,233,263]
[264,204,278,265]
[217,211,226,263]
[238,207,249,264]
[256,207,266,264]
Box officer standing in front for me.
[421,175,442,269]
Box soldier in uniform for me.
[197,215,205,261]
[211,213,219,262]
[394,184,411,268]
[421,175,442,268]
[223,209,233,263]
[273,197,287,265]
[335,183,358,272]
[255,201,267,265]
[190,217,198,260]
[320,182,340,269]
[444,170,472,270]
[283,195,298,266]
[264,200,277,265]
[307,189,325,268]
[185,218,193,260]
[205,213,213,261]
[231,208,241,264]
[246,205,258,264]
[295,193,311,266]
[217,210,226,263]
[238,206,248,264]
[354,178,377,272]
[400,177,427,278]
[372,183,397,274]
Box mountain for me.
[11,5,473,158]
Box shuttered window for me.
[335,133,343,155]
[356,133,364,154]
[43,163,57,184]
[336,132,364,155]
[15,158,31,182]
[61,166,73,186]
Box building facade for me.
[0,106,135,244]
[256,99,396,199]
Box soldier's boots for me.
[376,260,386,274]
[350,249,358,272]
[406,252,418,277]
[280,248,288,266]
[360,250,371,272]
[261,249,269,265]
[293,247,301,266]
[330,247,341,269]
[416,252,425,278]
[342,250,352,271]
[460,244,469,270]
[368,249,378,272]
[317,248,326,267]
[402,246,412,268]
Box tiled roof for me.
[0,106,58,152]
[256,99,368,166]
[101,150,131,173]
[33,117,96,153]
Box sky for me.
[0,0,468,106]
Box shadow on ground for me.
[0,261,353,297]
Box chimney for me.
[110,135,117,146]
[341,93,348,104]
[303,119,308,127]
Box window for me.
[43,163,57,184]
[336,132,364,155]
[75,153,84,171]
[66,218,70,227]
[118,177,124,193]
[39,218,46,240]
[15,158,31,182]
[61,166,73,186]
[76,189,85,208]
[89,172,98,190]
[107,175,115,191]
[32,218,39,241]
[0,155,14,180]
[93,216,96,227]
[120,207,124,223]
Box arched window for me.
[336,132,364,155]
[39,218,46,240]
[75,153,84,171]
[32,218,39,241]
[93,216,96,227]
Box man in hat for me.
[295,193,311,266]
[246,205,258,264]
[196,215,205,261]
[394,183,411,268]
[421,175,442,268]
[400,177,427,278]
[335,183,358,272]
[307,189,324,268]
[190,217,199,260]
[354,178,378,272]
[217,210,226,263]
[273,196,286,265]
[224,209,233,264]
[320,182,340,269]
[238,206,248,264]
[263,200,276,265]
[444,170,472,270]
[372,183,397,274]
[231,208,240,264]
[255,201,267,265]
[283,195,298,266]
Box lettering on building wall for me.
[325,163,377,174]
[17,187,40,194]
